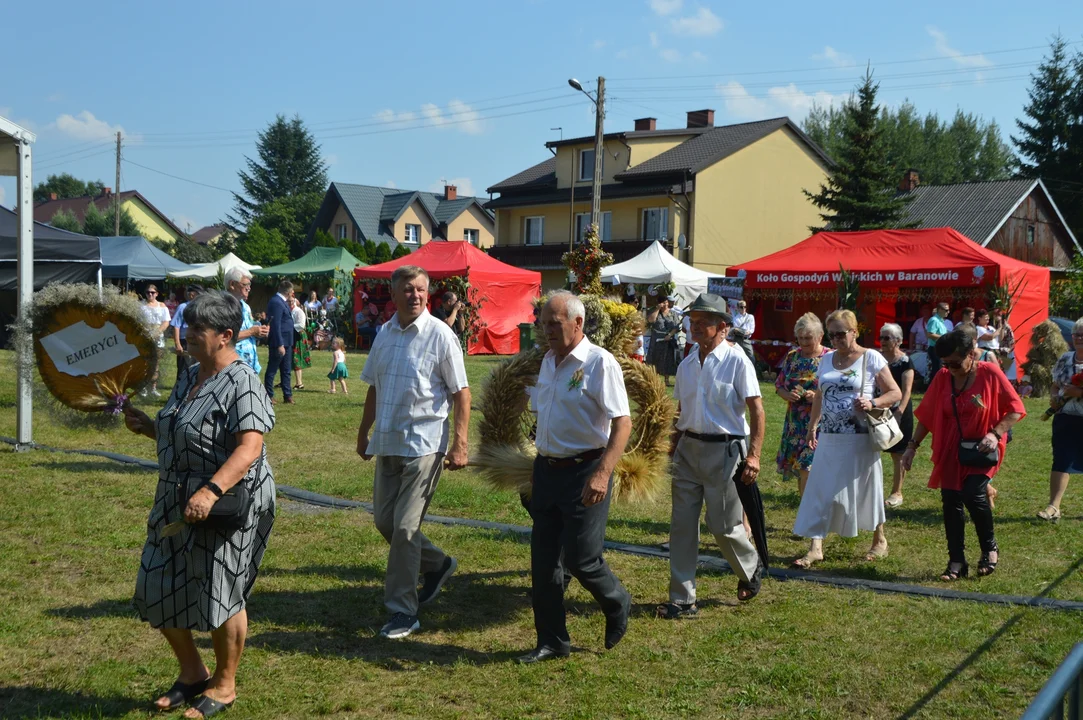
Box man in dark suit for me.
[264,279,295,404]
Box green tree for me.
[371,243,393,264]
[341,240,368,263]
[234,222,289,266]
[804,71,916,232]
[311,228,338,248]
[33,173,105,203]
[976,121,1014,181]
[80,202,141,237]
[244,193,323,259]
[230,114,328,227]
[48,209,82,233]
[391,243,412,259]
[158,236,215,264]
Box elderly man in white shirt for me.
[356,265,471,641]
[517,290,633,664]
[659,293,766,619]
[730,299,756,363]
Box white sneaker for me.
[378,613,420,640]
[151,388,162,397]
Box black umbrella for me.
[733,461,770,569]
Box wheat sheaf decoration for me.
[471,294,674,504]
[14,284,158,419]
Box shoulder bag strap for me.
[859,349,868,399]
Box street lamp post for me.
[568,76,605,238]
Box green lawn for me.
[0,347,1080,718]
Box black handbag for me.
[177,475,253,532]
[951,379,999,468]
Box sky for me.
[2,0,1081,232]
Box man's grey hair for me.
[880,322,904,341]
[1073,317,1083,335]
[391,265,430,291]
[545,290,585,321]
[277,279,294,294]
[224,266,252,287]
[182,291,242,343]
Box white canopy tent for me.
[600,241,721,306]
[168,252,261,279]
[1,115,36,449]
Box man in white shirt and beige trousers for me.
[518,291,633,664]
[357,265,471,641]
[659,293,765,619]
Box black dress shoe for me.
[516,646,569,664]
[605,594,631,650]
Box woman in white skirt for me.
[792,309,901,569]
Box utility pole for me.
[590,76,605,230]
[114,131,121,236]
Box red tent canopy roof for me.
[354,240,540,283]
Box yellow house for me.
[486,111,832,289]
[307,182,495,252]
[34,188,188,244]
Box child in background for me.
[327,337,349,394]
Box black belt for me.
[540,448,605,468]
[683,431,743,443]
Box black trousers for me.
[927,345,941,378]
[175,340,193,382]
[530,456,630,654]
[942,473,997,564]
[264,344,292,400]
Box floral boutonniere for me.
[567,368,584,391]
[970,394,987,409]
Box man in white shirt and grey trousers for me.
[356,265,471,641]
[658,293,766,619]
[518,290,633,664]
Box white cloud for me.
[374,109,418,127]
[649,31,660,48]
[670,7,723,37]
[46,93,63,103]
[660,48,682,63]
[421,100,483,135]
[691,51,708,62]
[385,180,398,189]
[324,153,339,166]
[615,47,636,60]
[55,111,135,142]
[812,46,852,68]
[430,177,476,197]
[173,214,198,234]
[649,0,682,15]
[592,39,606,50]
[717,80,845,120]
[926,26,992,69]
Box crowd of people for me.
[125,275,1078,715]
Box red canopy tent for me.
[354,241,541,355]
[729,228,1050,361]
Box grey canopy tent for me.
[99,235,195,280]
[0,204,101,291]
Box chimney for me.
[444,184,457,201]
[101,187,112,197]
[686,109,715,128]
[634,117,657,132]
[49,193,58,201]
[898,169,920,193]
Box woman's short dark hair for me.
[935,327,975,359]
[183,291,242,343]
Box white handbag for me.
[861,351,904,451]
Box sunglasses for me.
[827,330,850,339]
[944,358,970,370]
[146,291,157,295]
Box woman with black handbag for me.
[123,291,276,719]
[902,329,1024,582]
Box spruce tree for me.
[803,70,916,232]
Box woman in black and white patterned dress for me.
[123,291,275,719]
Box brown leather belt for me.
[540,448,605,468]
[683,431,743,443]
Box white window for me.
[404,224,421,244]
[579,149,596,181]
[575,212,611,242]
[524,216,545,246]
[463,228,480,245]
[642,207,669,241]
[336,223,348,240]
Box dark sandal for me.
[978,553,998,577]
[737,564,763,602]
[939,562,969,581]
[154,678,209,711]
[188,695,234,718]
[655,601,698,619]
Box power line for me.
[35,147,115,172]
[122,158,235,193]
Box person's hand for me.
[740,454,760,486]
[854,397,874,412]
[901,447,916,472]
[445,443,469,471]
[356,431,373,461]
[277,345,286,357]
[184,486,219,523]
[173,345,185,356]
[255,324,269,338]
[892,408,903,421]
[122,404,153,436]
[785,389,803,403]
[806,428,818,452]
[1063,385,1083,399]
[581,470,610,507]
[978,433,998,453]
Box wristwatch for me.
[204,482,224,498]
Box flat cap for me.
[686,293,732,323]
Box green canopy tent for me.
[250,246,367,279]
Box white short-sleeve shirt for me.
[533,337,630,458]
[675,342,761,436]
[360,309,469,457]
[818,349,887,434]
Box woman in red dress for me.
[902,329,1025,581]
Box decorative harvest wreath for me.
[13,283,158,425]
[472,294,675,503]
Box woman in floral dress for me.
[774,312,828,496]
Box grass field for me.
[0,346,1081,719]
